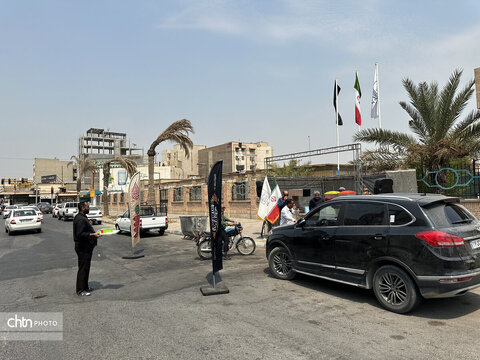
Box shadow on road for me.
[262,267,480,319]
[89,281,125,291]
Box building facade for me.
[33,158,77,184]
[198,141,273,178]
[78,128,145,164]
[161,144,206,179]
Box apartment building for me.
[198,141,273,177]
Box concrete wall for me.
[33,158,77,184]
[385,169,418,193]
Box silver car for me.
[5,208,42,235]
[87,207,103,225]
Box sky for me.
[1,0,479,179]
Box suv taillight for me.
[166,217,168,224]
[416,231,465,247]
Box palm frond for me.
[147,119,194,157]
[353,128,417,152]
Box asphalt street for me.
[1,216,480,359]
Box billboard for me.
[41,175,57,184]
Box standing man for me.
[309,191,323,210]
[280,199,296,226]
[73,201,101,296]
[277,190,289,212]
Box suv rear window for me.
[423,202,474,227]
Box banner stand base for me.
[200,271,229,296]
[200,283,229,296]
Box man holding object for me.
[73,201,101,296]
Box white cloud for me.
[156,0,382,43]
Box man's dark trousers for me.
[75,243,93,294]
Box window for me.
[305,203,342,227]
[174,187,184,202]
[120,192,125,204]
[189,186,202,201]
[423,202,474,228]
[232,183,250,201]
[113,193,118,203]
[344,202,386,226]
[160,189,168,202]
[388,204,413,225]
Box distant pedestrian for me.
[280,198,296,226]
[338,186,346,192]
[277,190,289,211]
[73,201,101,296]
[309,191,323,210]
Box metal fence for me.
[417,159,480,198]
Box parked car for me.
[37,202,52,214]
[57,202,79,221]
[87,207,102,225]
[53,203,64,218]
[5,208,42,235]
[3,205,20,219]
[115,206,168,236]
[23,206,43,222]
[266,194,480,314]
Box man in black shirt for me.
[73,202,101,296]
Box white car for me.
[115,206,168,236]
[87,207,103,225]
[5,208,42,235]
[53,203,63,218]
[3,205,19,219]
[58,202,79,221]
[23,206,43,221]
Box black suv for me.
[266,194,480,313]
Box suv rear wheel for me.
[268,247,296,280]
[373,265,421,314]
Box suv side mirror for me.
[296,218,306,228]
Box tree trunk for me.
[103,168,110,216]
[147,153,155,205]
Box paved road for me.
[1,216,480,359]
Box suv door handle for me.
[373,234,385,240]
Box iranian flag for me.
[257,176,271,220]
[266,179,281,224]
[354,72,362,126]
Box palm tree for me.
[354,69,480,176]
[70,156,98,194]
[102,157,138,216]
[147,119,194,205]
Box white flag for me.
[257,176,271,220]
[371,63,379,119]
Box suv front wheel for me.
[268,247,296,280]
[373,265,421,314]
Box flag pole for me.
[335,79,340,175]
[376,63,382,128]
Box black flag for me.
[333,80,343,126]
[207,161,225,274]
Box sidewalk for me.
[102,213,268,247]
[166,213,268,247]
